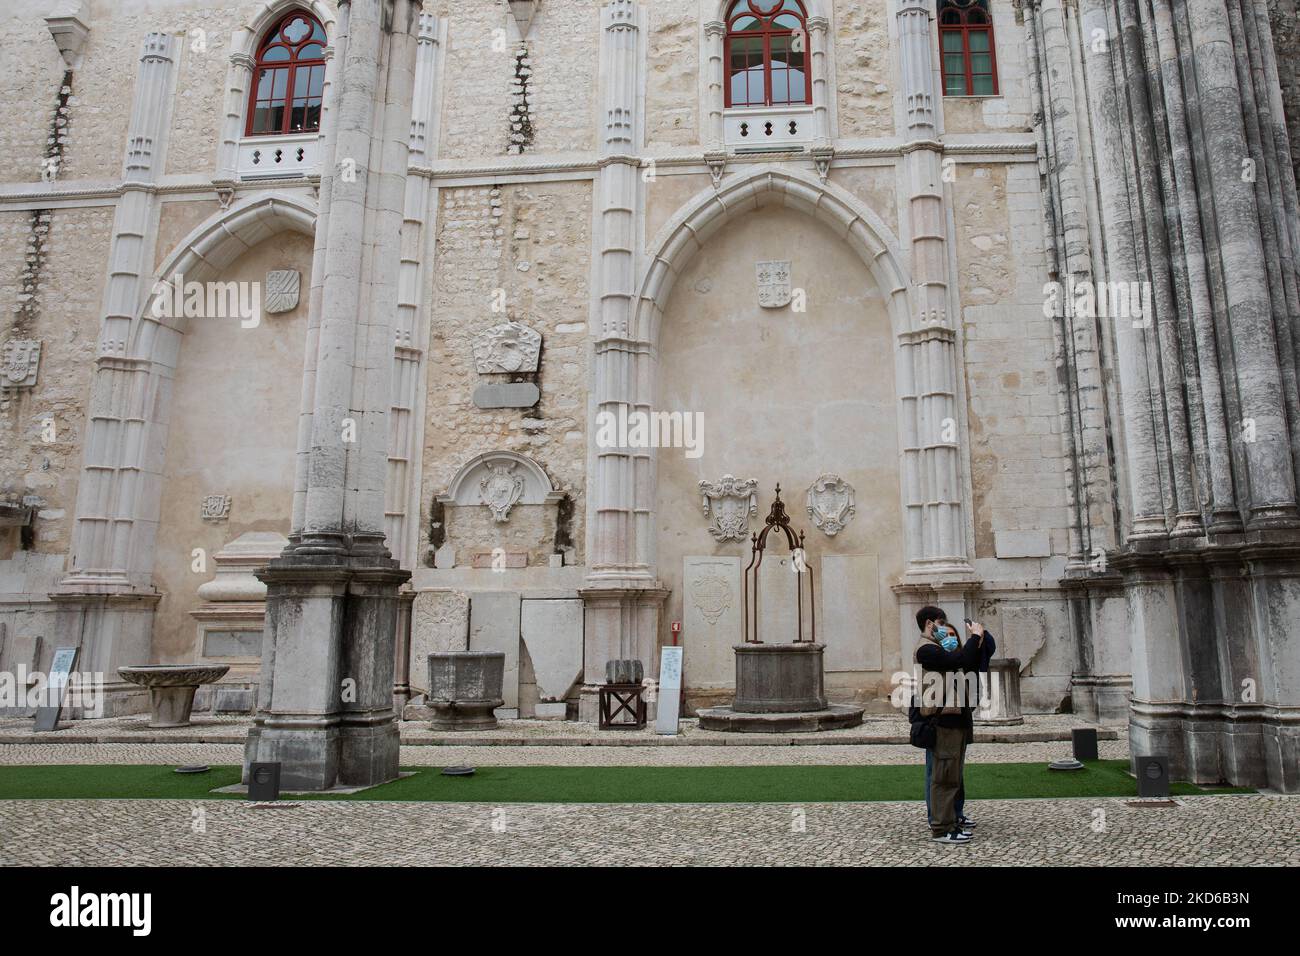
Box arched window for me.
[725,0,810,109]
[939,0,998,96]
[246,10,327,136]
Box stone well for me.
[696,643,864,733]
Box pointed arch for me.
[589,163,973,582]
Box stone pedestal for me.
[242,555,410,791]
[427,651,505,730]
[974,658,1024,726]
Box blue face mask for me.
[935,625,959,651]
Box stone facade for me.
[0,0,1297,791]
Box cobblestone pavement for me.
[0,713,1121,747]
[1,794,1294,866]
[0,738,1130,766]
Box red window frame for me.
[245,10,327,137]
[939,0,999,97]
[723,0,812,109]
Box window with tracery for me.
[246,10,327,136]
[725,0,811,108]
[938,0,998,96]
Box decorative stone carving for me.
[699,475,758,541]
[807,474,856,536]
[507,0,539,39]
[264,270,301,313]
[437,451,563,517]
[690,567,733,625]
[472,320,541,374]
[756,260,791,309]
[1,340,41,389]
[479,461,525,522]
[200,494,231,521]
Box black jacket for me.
[913,630,996,730]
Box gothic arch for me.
[589,164,972,581]
[66,192,318,590]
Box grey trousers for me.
[929,725,968,835]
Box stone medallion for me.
[756,260,791,309]
[479,461,525,522]
[472,320,542,374]
[807,474,855,536]
[699,474,759,542]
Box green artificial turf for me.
[0,760,1254,803]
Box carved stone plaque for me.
[699,475,759,542]
[756,260,791,309]
[480,461,525,522]
[264,270,301,314]
[1,339,41,388]
[200,494,232,522]
[472,321,541,374]
[807,474,856,536]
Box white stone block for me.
[682,556,743,687]
[469,590,521,709]
[994,530,1051,558]
[520,598,583,702]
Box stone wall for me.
[833,0,895,138]
[429,0,598,159]
[420,180,592,566]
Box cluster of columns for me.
[52,33,180,704]
[895,0,972,577]
[581,0,667,720]
[245,0,423,790]
[1026,0,1300,789]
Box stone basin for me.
[118,664,230,728]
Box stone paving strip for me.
[0,713,1120,747]
[0,738,1130,767]
[1,794,1294,866]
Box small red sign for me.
[670,621,682,633]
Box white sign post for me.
[655,645,683,735]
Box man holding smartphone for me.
[912,606,996,844]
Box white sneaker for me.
[931,829,973,844]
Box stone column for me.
[895,0,971,576]
[806,15,831,145]
[1187,0,1298,529]
[703,19,725,150]
[215,50,254,183]
[245,0,420,791]
[387,12,442,568]
[581,0,667,721]
[53,33,179,707]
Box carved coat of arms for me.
[1,339,41,388]
[756,260,791,309]
[472,321,542,374]
[264,270,301,314]
[480,462,525,523]
[200,494,232,521]
[807,474,856,536]
[690,569,733,625]
[699,475,759,542]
